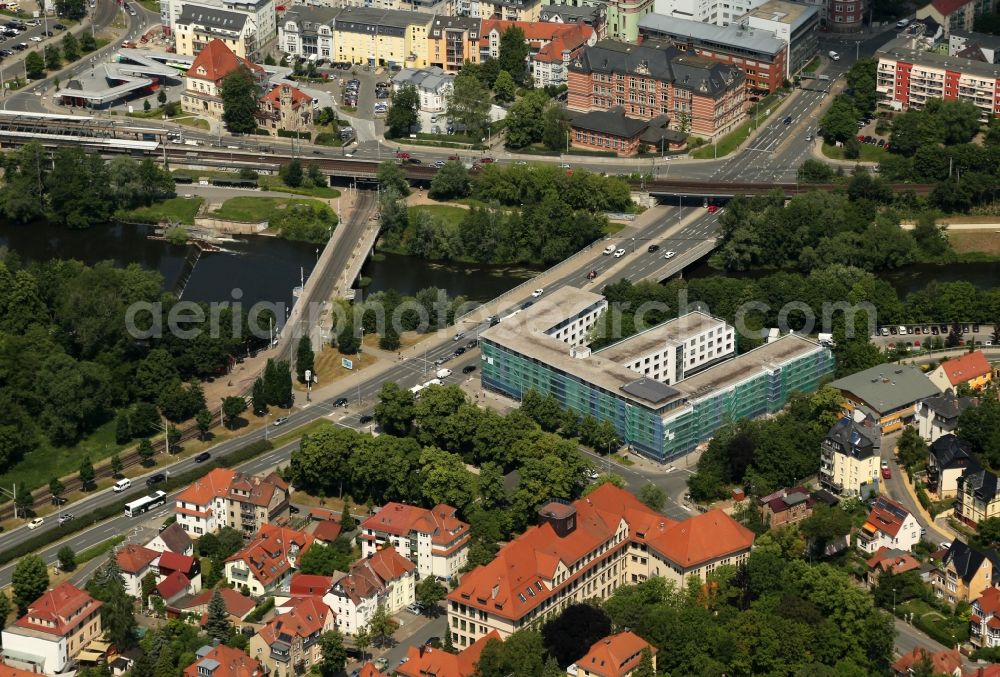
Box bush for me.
[277,129,311,139]
[244,596,275,623]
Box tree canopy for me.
[220,67,260,134]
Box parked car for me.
[602,244,616,255]
[896,18,910,27]
[479,157,495,164]
[466,339,478,349]
[406,603,424,615]
[359,414,374,424]
[454,347,466,356]
[433,160,445,168]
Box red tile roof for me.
[184,587,256,623]
[361,502,470,548]
[116,543,159,574]
[158,550,196,576]
[645,509,755,569]
[256,596,332,647]
[14,582,102,638]
[480,19,589,49]
[862,496,912,539]
[575,632,656,677]
[976,586,1000,616]
[228,472,289,508]
[289,573,333,597]
[155,571,191,602]
[892,647,962,675]
[186,39,264,83]
[260,84,312,110]
[397,630,502,677]
[0,665,51,677]
[311,519,343,543]
[967,666,1000,677]
[176,467,237,506]
[941,351,991,386]
[182,644,262,677]
[359,664,389,677]
[534,23,593,63]
[866,547,921,575]
[330,546,415,605]
[226,524,313,587]
[931,0,973,16]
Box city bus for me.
[124,490,167,517]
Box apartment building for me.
[480,287,832,462]
[174,466,289,537]
[330,6,432,68]
[743,0,820,74]
[145,522,194,557]
[929,351,993,392]
[249,596,335,676]
[396,630,501,677]
[950,29,1000,62]
[829,362,942,436]
[457,0,543,22]
[972,586,1000,648]
[957,468,1000,527]
[323,547,417,636]
[278,5,339,59]
[428,14,481,71]
[446,483,754,648]
[567,39,747,138]
[392,66,454,112]
[539,4,607,41]
[571,631,657,677]
[876,35,1000,121]
[916,390,977,444]
[928,434,979,498]
[758,486,816,527]
[545,0,652,41]
[165,0,275,51]
[857,496,921,554]
[892,648,963,676]
[638,13,788,91]
[1,583,103,675]
[916,0,986,35]
[933,540,1000,605]
[479,19,595,87]
[224,525,314,596]
[182,644,263,677]
[174,4,258,59]
[652,0,766,26]
[819,415,880,497]
[116,544,161,597]
[182,39,268,122]
[865,547,921,588]
[359,502,471,580]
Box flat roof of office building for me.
[676,334,823,401]
[595,311,722,362]
[515,287,608,331]
[639,13,785,56]
[746,0,818,32]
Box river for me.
[0,222,539,308]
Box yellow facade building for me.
[331,6,431,68]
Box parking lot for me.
[872,323,996,349]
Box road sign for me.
[341,358,353,370]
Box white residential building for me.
[116,544,161,598]
[165,0,276,51]
[323,547,416,636]
[174,467,236,536]
[857,496,922,554]
[652,0,765,25]
[392,65,454,112]
[360,503,471,580]
[916,391,978,444]
[279,4,339,59]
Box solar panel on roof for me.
[619,377,679,404]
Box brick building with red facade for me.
[567,39,746,140]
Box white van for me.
[113,478,132,493]
[436,368,452,379]
[828,50,840,61]
[602,244,616,255]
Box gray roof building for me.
[921,390,977,423]
[540,3,605,26]
[823,416,879,461]
[570,107,654,138]
[830,363,941,418]
[942,540,1000,586]
[177,4,249,34]
[638,13,785,57]
[877,35,1000,81]
[570,39,744,97]
[960,468,1000,504]
[930,434,978,471]
[393,65,452,93]
[281,4,340,31]
[332,6,431,36]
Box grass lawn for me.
[692,94,781,159]
[136,0,159,11]
[0,420,121,493]
[261,177,341,198]
[173,116,210,130]
[803,57,820,73]
[212,196,327,222]
[124,196,204,225]
[409,204,467,228]
[604,221,626,236]
[899,599,969,646]
[822,142,887,162]
[948,230,1000,256]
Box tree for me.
[108,454,122,479]
[140,570,157,605]
[14,482,32,518]
[477,630,563,677]
[296,335,314,383]
[797,159,835,183]
[62,31,79,62]
[429,161,471,200]
[505,89,549,148]
[12,554,48,616]
[541,603,612,667]
[56,0,86,19]
[252,377,267,415]
[196,408,212,440]
[0,591,10,629]
[913,211,949,256]
[114,410,131,444]
[376,160,410,196]
[222,396,247,428]
[632,648,656,677]
[157,88,167,106]
[447,71,491,139]
[79,455,95,490]
[206,590,234,643]
[367,603,397,647]
[49,476,65,501]
[80,32,96,53]
[355,627,372,663]
[378,326,400,351]
[820,95,859,144]
[44,45,61,71]
[947,322,962,348]
[498,26,530,85]
[318,630,347,676]
[87,555,135,648]
[279,159,303,188]
[637,483,666,511]
[374,382,416,435]
[541,103,570,151]
[25,52,45,80]
[138,438,155,465]
[896,425,928,473]
[298,539,355,575]
[57,546,76,571]
[341,500,357,531]
[386,83,418,138]
[415,576,447,614]
[493,69,516,102]
[220,66,260,134]
[800,504,852,557]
